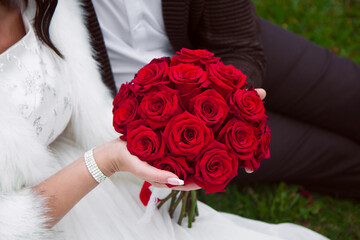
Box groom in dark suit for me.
[82,0,360,199]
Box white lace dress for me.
[0,14,328,240]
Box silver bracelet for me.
[84,148,107,183]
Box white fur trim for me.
[0,189,62,240]
[48,0,117,150]
[0,88,59,193]
[0,63,61,240]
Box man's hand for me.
[256,88,266,100]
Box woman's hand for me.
[95,138,200,190]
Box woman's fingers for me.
[148,182,168,188]
[149,182,201,190]
[148,181,201,191]
[255,88,267,100]
[133,161,184,186]
[131,158,201,190]
[118,139,200,190]
[171,183,201,191]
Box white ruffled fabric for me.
[51,138,328,240]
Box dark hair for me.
[34,0,63,57]
[1,0,62,57]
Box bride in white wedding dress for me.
[0,1,328,239]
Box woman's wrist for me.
[92,142,118,177]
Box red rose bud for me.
[171,48,220,69]
[152,155,193,182]
[244,122,271,171]
[168,64,210,95]
[127,121,165,162]
[113,98,139,135]
[132,58,170,94]
[218,119,258,166]
[113,82,136,112]
[251,148,263,171]
[194,141,238,193]
[190,89,229,132]
[139,86,183,129]
[208,62,247,98]
[251,141,269,170]
[256,124,271,159]
[149,56,171,65]
[163,112,214,160]
[231,87,266,124]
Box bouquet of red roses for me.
[112,48,270,227]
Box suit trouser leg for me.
[234,19,360,199]
[235,111,360,199]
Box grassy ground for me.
[199,1,360,239]
[254,0,360,64]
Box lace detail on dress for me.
[0,16,72,146]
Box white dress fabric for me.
[0,1,328,239]
[0,16,72,145]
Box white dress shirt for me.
[92,0,175,89]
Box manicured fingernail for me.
[167,178,184,185]
[245,168,254,173]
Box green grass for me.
[254,0,360,64]
[199,1,360,239]
[199,184,360,240]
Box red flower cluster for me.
[113,48,270,194]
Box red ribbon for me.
[140,181,163,206]
[140,181,153,206]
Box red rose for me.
[163,112,214,160]
[152,155,193,181]
[139,86,183,129]
[253,123,271,162]
[190,89,229,132]
[171,48,220,69]
[208,62,247,98]
[168,64,210,108]
[193,141,238,193]
[127,121,165,162]
[113,98,138,135]
[149,57,171,65]
[113,83,135,112]
[247,124,270,171]
[132,57,170,93]
[218,119,257,166]
[231,87,266,124]
[260,125,271,159]
[168,64,209,95]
